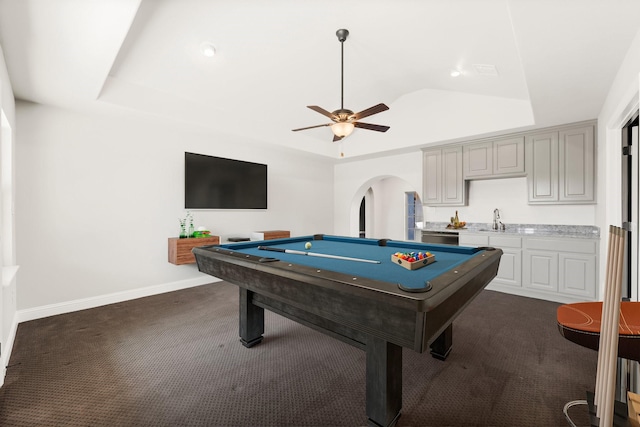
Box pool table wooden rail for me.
[193,243,502,354]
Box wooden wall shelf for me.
[168,236,220,265]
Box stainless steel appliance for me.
[420,230,459,245]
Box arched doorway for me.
[350,176,422,241]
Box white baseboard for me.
[16,276,221,324]
[485,282,593,304]
[0,311,18,387]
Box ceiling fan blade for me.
[354,122,390,132]
[292,123,332,132]
[333,134,344,142]
[352,103,389,120]
[307,106,337,120]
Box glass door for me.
[405,192,423,241]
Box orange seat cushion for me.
[557,301,640,361]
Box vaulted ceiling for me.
[1,0,639,159]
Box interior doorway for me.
[621,112,639,398]
[622,113,639,301]
[359,197,365,238]
[359,187,373,238]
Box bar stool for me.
[556,226,637,426]
[557,301,640,362]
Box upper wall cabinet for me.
[463,137,525,179]
[526,124,595,204]
[423,146,467,206]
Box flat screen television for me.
[184,152,267,209]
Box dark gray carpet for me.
[0,282,595,426]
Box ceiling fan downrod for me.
[336,29,349,111]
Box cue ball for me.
[305,242,312,249]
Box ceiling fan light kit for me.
[292,29,390,142]
[331,122,355,138]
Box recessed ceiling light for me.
[450,69,461,77]
[200,42,216,58]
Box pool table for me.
[193,234,502,427]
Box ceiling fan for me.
[292,29,390,142]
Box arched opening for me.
[349,176,422,241]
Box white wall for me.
[597,27,640,296]
[0,49,14,126]
[15,102,335,313]
[0,44,16,386]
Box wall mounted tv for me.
[184,152,267,209]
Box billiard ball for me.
[305,242,312,249]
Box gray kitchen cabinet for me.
[423,149,441,205]
[458,234,489,247]
[523,249,559,293]
[523,237,597,301]
[525,132,558,202]
[490,235,523,289]
[463,141,492,178]
[494,137,526,176]
[559,126,595,202]
[463,137,525,179]
[459,231,597,303]
[558,252,597,299]
[423,146,466,206]
[526,124,595,204]
[459,233,522,290]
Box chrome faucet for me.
[493,208,500,230]
[493,208,505,231]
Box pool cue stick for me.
[257,246,381,264]
[595,226,616,409]
[601,227,625,427]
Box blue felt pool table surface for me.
[219,235,481,291]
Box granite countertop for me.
[419,222,600,239]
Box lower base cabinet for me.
[558,253,597,298]
[459,234,522,290]
[523,237,597,302]
[460,233,597,303]
[495,248,522,288]
[523,250,559,293]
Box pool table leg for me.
[239,288,264,348]
[366,336,402,427]
[430,323,453,360]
